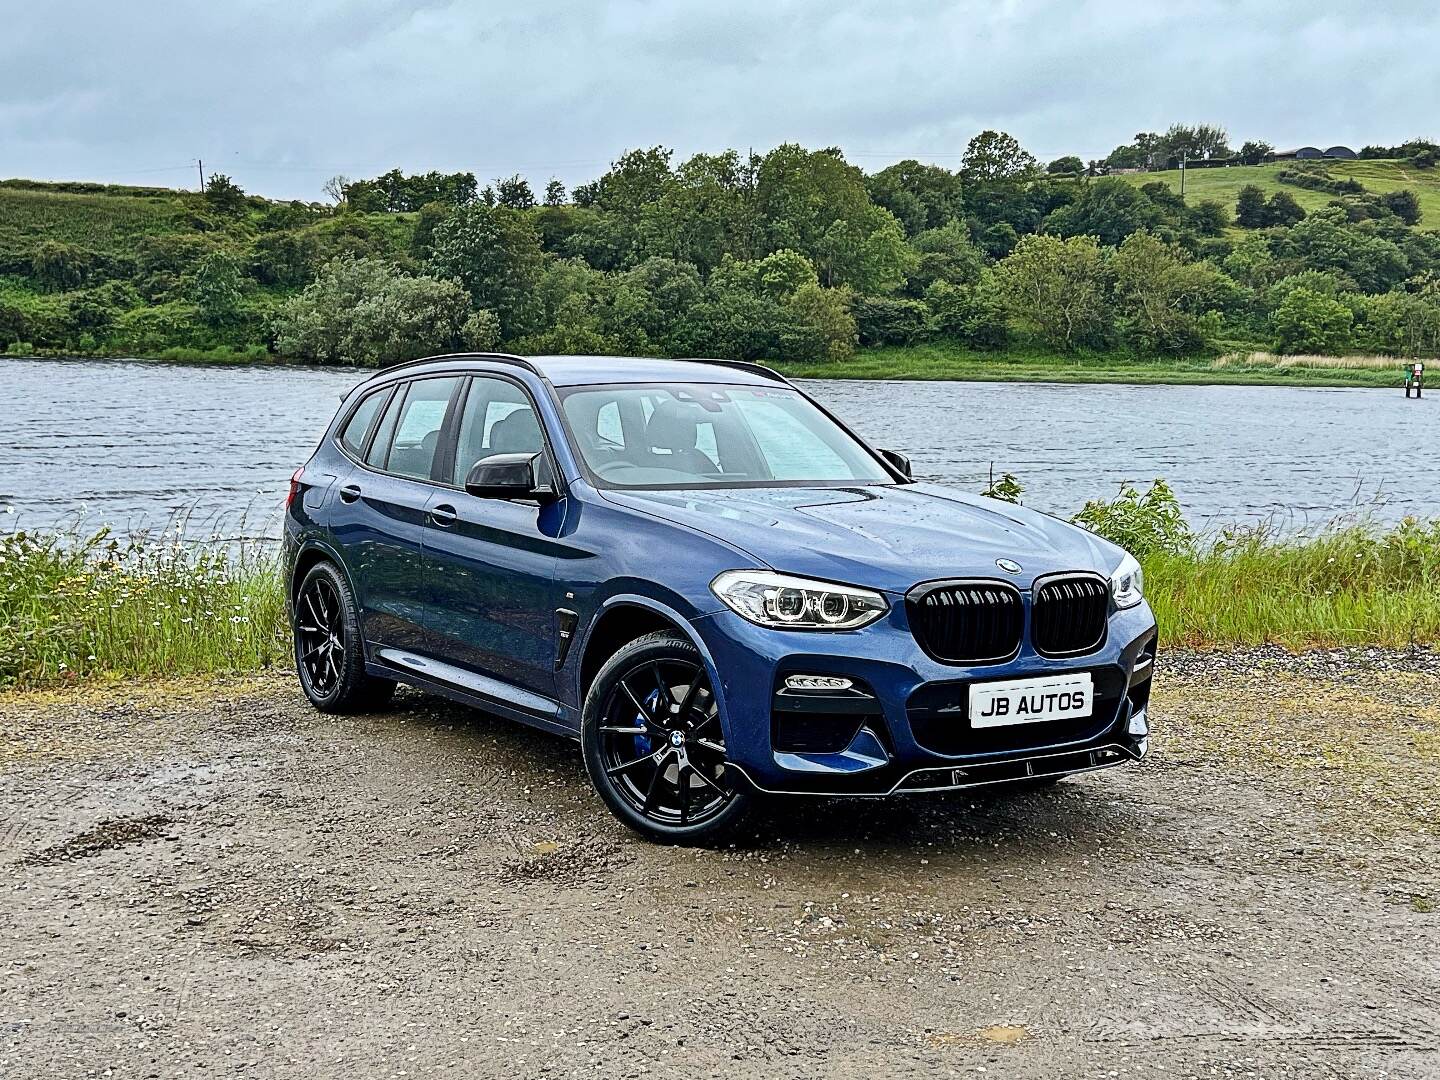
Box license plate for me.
[969,673,1093,728]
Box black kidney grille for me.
[1032,575,1109,657]
[907,582,1023,663]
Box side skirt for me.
[367,648,579,741]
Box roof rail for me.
[372,351,541,378]
[674,358,788,383]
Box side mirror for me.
[464,452,554,501]
[876,448,912,479]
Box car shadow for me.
[372,688,1148,857]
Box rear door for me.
[328,375,461,653]
[421,373,567,702]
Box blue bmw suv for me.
[285,353,1156,841]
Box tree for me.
[427,203,547,338]
[203,174,247,216]
[1046,156,1084,175]
[322,175,350,205]
[1104,132,1165,171]
[1265,191,1306,227]
[1159,123,1231,163]
[1279,206,1410,293]
[273,256,474,365]
[1109,231,1225,354]
[755,145,912,291]
[993,233,1112,350]
[1043,177,1161,246]
[543,179,567,206]
[1239,140,1273,166]
[864,160,965,236]
[641,150,761,273]
[906,221,986,293]
[1379,189,1422,226]
[1271,286,1353,353]
[960,131,1039,185]
[1235,185,1268,228]
[494,175,536,210]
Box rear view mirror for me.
[876,448,912,479]
[464,452,553,500]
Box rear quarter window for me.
[338,389,389,457]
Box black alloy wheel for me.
[582,632,750,842]
[292,561,395,713]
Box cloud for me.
[2,0,1436,198]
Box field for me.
[1120,157,1440,230]
[776,342,1412,387]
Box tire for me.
[581,631,750,843]
[291,560,395,714]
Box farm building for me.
[1267,145,1358,161]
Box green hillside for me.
[1118,159,1440,230]
[0,182,198,265]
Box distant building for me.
[1266,145,1358,161]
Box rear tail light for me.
[285,467,304,509]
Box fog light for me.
[784,674,854,692]
[1127,708,1149,737]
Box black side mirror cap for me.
[464,452,554,500]
[876,448,912,479]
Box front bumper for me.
[691,599,1157,796]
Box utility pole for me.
[1179,151,1186,197]
[197,159,205,193]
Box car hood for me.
[601,483,1123,595]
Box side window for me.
[452,376,544,484]
[365,387,403,469]
[377,377,459,481]
[338,388,389,458]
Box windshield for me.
[558,382,895,489]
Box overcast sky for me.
[4,0,1437,200]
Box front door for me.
[421,374,566,701]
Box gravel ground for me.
[2,652,1438,1080]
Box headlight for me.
[710,570,889,630]
[1109,553,1144,609]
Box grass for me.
[0,526,288,687]
[1144,518,1440,648]
[0,185,195,262]
[3,514,1439,688]
[1118,158,1440,230]
[775,342,1411,387]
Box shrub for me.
[851,295,928,346]
[272,256,475,365]
[1071,479,1194,558]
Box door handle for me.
[430,503,458,527]
[339,484,362,503]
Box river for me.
[4,357,1433,538]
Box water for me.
[4,357,1435,538]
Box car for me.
[284,353,1157,842]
